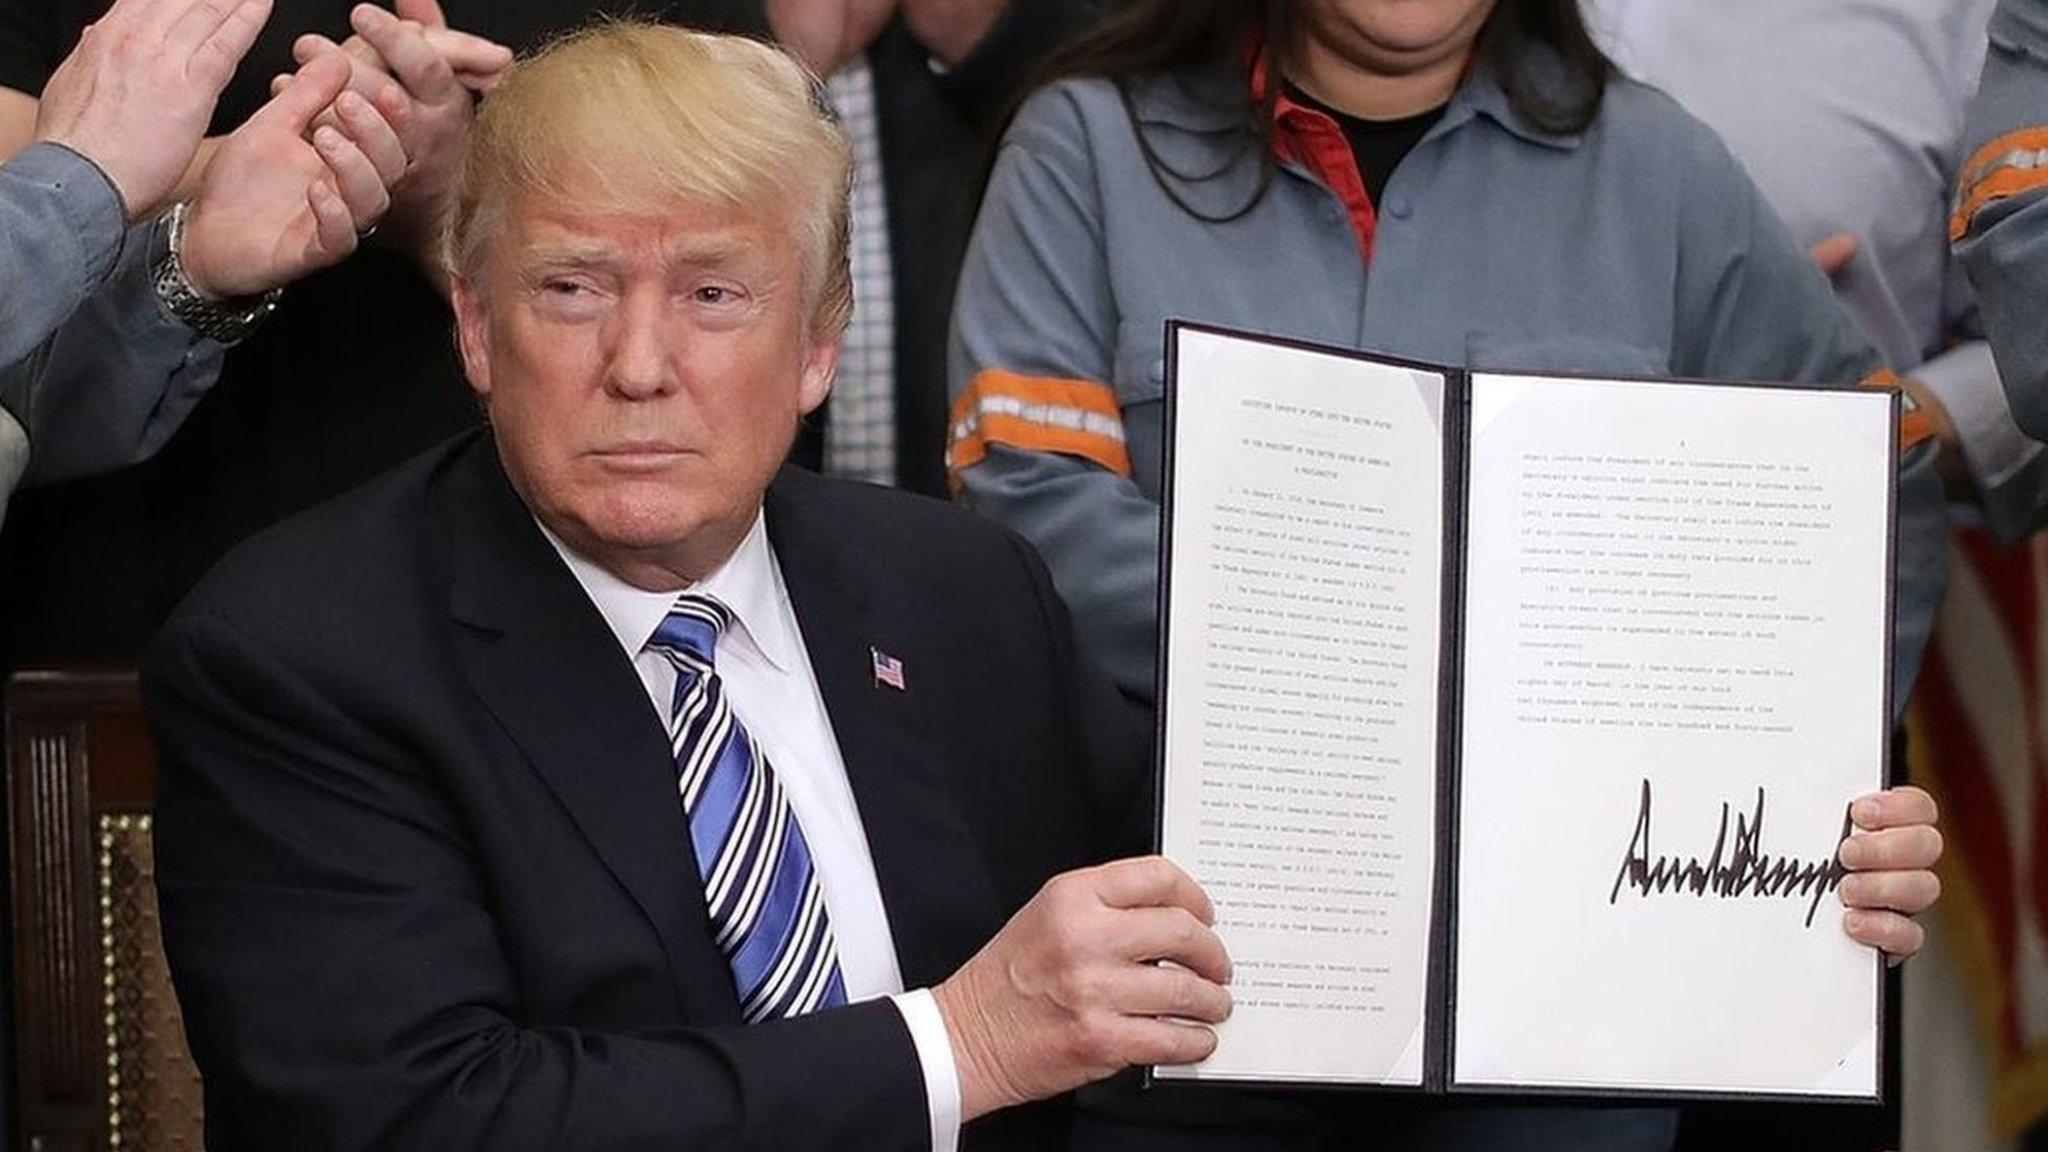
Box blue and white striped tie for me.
[647,593,847,1021]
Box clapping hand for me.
[288,0,512,263]
[179,51,407,300]
[34,0,273,220]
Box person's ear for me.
[452,274,493,399]
[797,334,839,416]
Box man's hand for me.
[932,856,1232,1122]
[1803,233,1974,496]
[180,51,406,300]
[290,0,510,262]
[1896,375,1974,499]
[900,0,1012,67]
[332,12,513,94]
[33,0,272,220]
[1837,786,1944,965]
[766,0,896,76]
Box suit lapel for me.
[764,469,1003,989]
[439,442,738,1023]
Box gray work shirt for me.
[0,142,224,523]
[948,58,1946,713]
[1955,0,2048,454]
[1587,0,2048,543]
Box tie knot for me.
[649,593,733,667]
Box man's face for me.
[453,186,837,586]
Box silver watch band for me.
[150,201,283,345]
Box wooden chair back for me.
[8,669,202,1152]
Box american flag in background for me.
[1906,526,2048,1140]
[870,648,905,692]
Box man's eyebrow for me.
[663,236,758,268]
[517,242,620,269]
[514,237,761,271]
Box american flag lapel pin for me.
[870,647,907,691]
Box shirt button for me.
[1148,358,1166,385]
[1385,195,1413,220]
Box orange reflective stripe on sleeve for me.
[1950,166,2048,240]
[1859,368,1938,452]
[1899,407,1938,453]
[947,369,1132,481]
[1957,126,2048,194]
[1949,126,2048,241]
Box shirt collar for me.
[1168,44,1587,154]
[1446,47,1586,152]
[539,512,801,673]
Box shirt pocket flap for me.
[1464,330,1669,378]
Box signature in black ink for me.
[1608,779,1849,927]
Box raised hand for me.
[34,0,273,219]
[291,0,511,261]
[180,51,407,300]
[933,856,1233,1121]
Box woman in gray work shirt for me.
[945,1,1950,1149]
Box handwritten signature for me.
[1608,779,1849,927]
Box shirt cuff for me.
[891,989,962,1152]
[4,141,128,285]
[1914,340,2044,491]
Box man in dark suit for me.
[145,24,1233,1150]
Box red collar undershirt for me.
[1249,48,1471,265]
[1252,50,1384,263]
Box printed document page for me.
[1157,327,1446,1085]
[1452,373,1891,1097]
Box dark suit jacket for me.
[145,431,1149,1151]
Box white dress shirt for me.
[542,514,961,1151]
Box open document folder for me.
[1152,321,1896,1103]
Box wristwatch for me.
[150,201,283,345]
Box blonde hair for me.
[447,21,854,336]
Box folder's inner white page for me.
[1452,373,1890,1097]
[1157,328,1445,1086]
